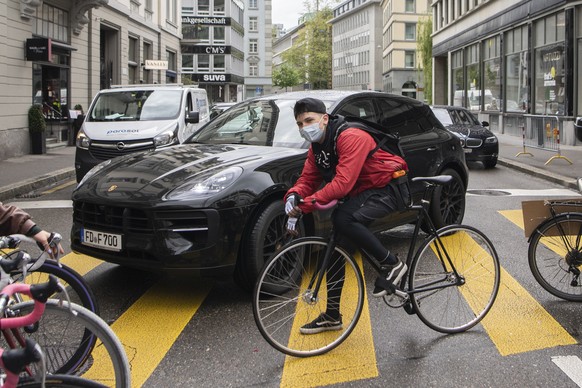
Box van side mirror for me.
[186,111,200,124]
[481,121,489,127]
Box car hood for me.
[75,143,306,201]
[445,124,493,138]
[82,119,177,141]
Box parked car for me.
[71,91,469,290]
[75,84,210,182]
[431,105,499,168]
[209,102,236,120]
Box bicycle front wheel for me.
[12,260,99,314]
[409,225,500,333]
[528,213,582,301]
[253,237,364,357]
[5,300,131,388]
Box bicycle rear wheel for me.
[253,237,364,357]
[409,225,500,333]
[528,213,582,301]
[12,260,99,314]
[4,300,130,388]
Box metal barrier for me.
[516,114,572,165]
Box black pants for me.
[325,183,408,316]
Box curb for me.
[0,167,75,202]
[497,157,577,190]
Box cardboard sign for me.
[521,198,582,237]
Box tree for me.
[279,1,339,90]
[273,63,301,91]
[417,16,433,104]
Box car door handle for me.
[426,147,437,152]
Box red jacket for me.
[287,127,408,213]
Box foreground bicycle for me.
[0,233,99,315]
[0,256,130,386]
[253,175,500,357]
[527,177,582,301]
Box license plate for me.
[81,228,122,251]
[464,148,473,153]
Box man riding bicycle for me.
[285,97,410,334]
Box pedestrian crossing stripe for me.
[492,210,577,355]
[280,253,378,387]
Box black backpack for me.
[338,115,405,159]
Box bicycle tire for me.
[409,225,500,333]
[5,300,131,388]
[253,237,364,357]
[528,213,582,301]
[17,374,108,387]
[11,260,99,314]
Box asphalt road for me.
[5,162,582,387]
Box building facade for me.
[432,0,581,145]
[243,0,273,99]
[0,0,182,160]
[380,0,430,100]
[181,0,245,103]
[271,23,305,93]
[330,0,383,91]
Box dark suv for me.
[71,91,469,290]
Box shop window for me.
[505,26,529,113]
[483,35,501,111]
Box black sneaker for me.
[299,313,342,335]
[372,258,407,298]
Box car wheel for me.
[234,201,302,291]
[429,168,466,228]
[483,158,497,169]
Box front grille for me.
[465,138,483,148]
[89,139,154,161]
[73,201,213,249]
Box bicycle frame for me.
[306,180,465,301]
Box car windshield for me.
[188,99,308,148]
[432,108,453,125]
[88,90,183,121]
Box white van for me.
[453,89,493,110]
[75,84,209,181]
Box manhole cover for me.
[467,189,511,196]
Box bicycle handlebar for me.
[308,199,338,211]
[0,275,60,329]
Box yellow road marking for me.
[60,252,103,276]
[485,210,577,355]
[41,179,77,194]
[83,275,213,387]
[280,254,378,387]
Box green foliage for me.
[417,17,433,104]
[28,105,46,133]
[273,63,301,91]
[281,4,334,90]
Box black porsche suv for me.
[71,91,469,290]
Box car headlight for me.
[154,130,177,147]
[77,159,113,187]
[76,128,90,149]
[165,166,243,200]
[485,136,498,144]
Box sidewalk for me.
[0,135,580,202]
[0,143,75,202]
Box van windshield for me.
[88,90,182,121]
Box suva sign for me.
[203,74,227,82]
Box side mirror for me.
[186,111,200,124]
[481,121,490,127]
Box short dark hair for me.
[293,97,327,119]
